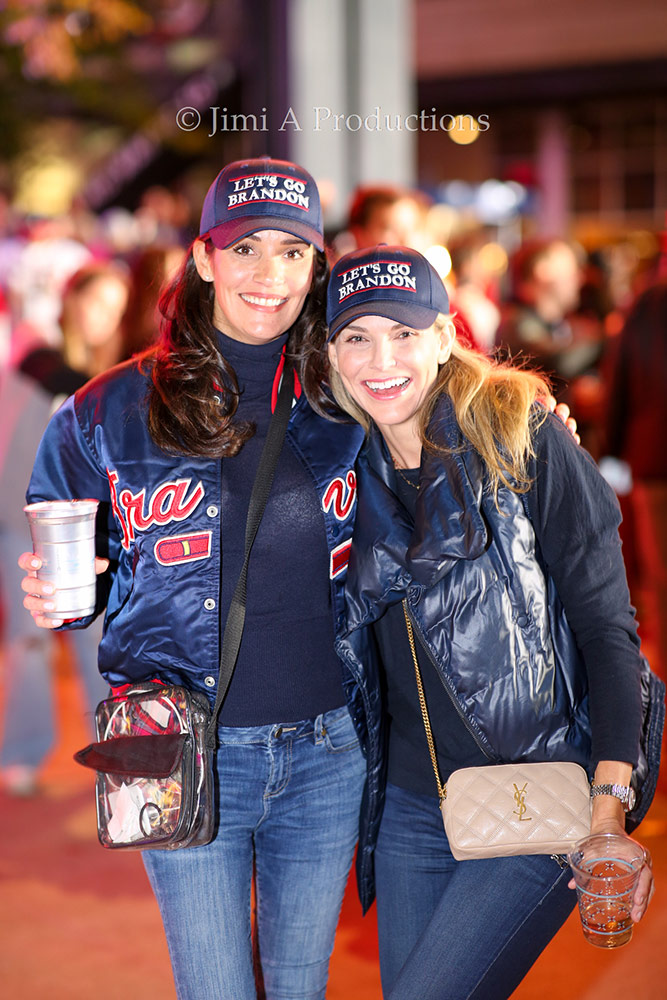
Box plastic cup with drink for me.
[568,833,648,949]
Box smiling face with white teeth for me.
[193,229,315,345]
[328,313,454,462]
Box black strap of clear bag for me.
[204,356,294,749]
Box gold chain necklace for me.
[393,457,420,490]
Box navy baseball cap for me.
[326,245,449,341]
[199,157,324,251]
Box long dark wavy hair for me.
[146,241,334,457]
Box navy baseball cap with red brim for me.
[326,245,449,341]
[199,156,324,252]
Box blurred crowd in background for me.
[0,175,665,796]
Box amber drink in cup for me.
[568,833,646,948]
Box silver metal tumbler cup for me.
[24,499,99,617]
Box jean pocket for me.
[322,707,360,754]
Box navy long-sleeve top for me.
[215,331,345,725]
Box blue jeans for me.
[142,705,365,1000]
[375,783,576,1000]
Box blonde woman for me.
[318,245,660,999]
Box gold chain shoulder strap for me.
[402,599,446,804]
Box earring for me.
[203,274,214,282]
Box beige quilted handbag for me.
[402,602,592,861]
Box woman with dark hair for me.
[18,158,373,1000]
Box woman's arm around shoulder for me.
[527,417,653,923]
[526,413,642,768]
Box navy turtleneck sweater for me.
[215,330,346,725]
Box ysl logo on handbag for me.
[512,782,532,821]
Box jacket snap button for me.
[206,505,218,517]
[204,598,216,610]
[204,676,216,688]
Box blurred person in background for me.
[17,261,131,394]
[332,183,433,259]
[0,261,131,796]
[0,285,10,369]
[496,238,606,455]
[5,213,92,348]
[95,206,143,260]
[134,184,192,249]
[0,185,22,364]
[448,231,501,354]
[122,244,186,356]
[605,281,667,683]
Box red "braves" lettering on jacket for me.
[322,470,356,521]
[107,469,205,549]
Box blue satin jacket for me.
[27,358,385,849]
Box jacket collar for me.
[345,394,489,630]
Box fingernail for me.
[43,601,55,611]
[43,584,55,595]
[30,558,40,568]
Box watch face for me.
[627,787,637,811]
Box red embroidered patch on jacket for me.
[154,532,212,566]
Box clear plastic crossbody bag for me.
[75,683,214,850]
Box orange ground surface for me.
[1,645,665,999]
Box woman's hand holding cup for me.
[19,551,110,628]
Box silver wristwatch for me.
[590,783,636,812]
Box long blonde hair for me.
[329,315,551,504]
